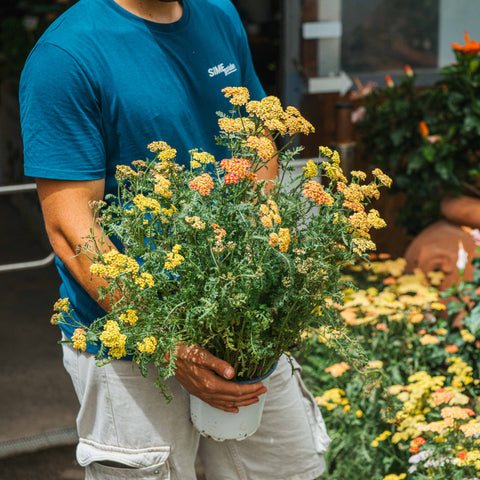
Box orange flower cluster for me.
[220,157,255,184]
[303,180,334,205]
[325,361,350,377]
[189,173,214,196]
[452,31,480,54]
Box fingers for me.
[173,343,269,411]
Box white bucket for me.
[190,363,277,441]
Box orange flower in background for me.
[452,31,480,54]
[412,436,426,446]
[325,362,350,377]
[445,344,459,354]
[458,452,468,461]
[419,121,429,137]
[410,446,420,454]
[385,75,394,87]
[404,64,414,77]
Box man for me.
[20,0,330,478]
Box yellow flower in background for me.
[371,430,392,447]
[383,474,406,480]
[419,334,440,345]
[355,410,363,418]
[460,329,476,343]
[430,302,446,311]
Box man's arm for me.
[36,177,266,412]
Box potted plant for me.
[53,87,391,440]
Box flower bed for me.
[300,241,480,480]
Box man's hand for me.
[173,344,267,413]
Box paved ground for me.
[0,195,83,478]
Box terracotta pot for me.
[404,220,476,291]
[441,195,480,229]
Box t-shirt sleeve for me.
[20,42,106,180]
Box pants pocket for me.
[78,438,171,480]
[291,358,332,455]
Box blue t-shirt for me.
[20,0,265,353]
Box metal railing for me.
[0,183,55,273]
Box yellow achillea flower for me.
[222,86,250,106]
[148,141,170,152]
[133,194,162,215]
[189,173,214,196]
[246,96,284,122]
[99,320,127,359]
[269,232,279,247]
[72,328,87,351]
[303,159,318,178]
[284,106,315,135]
[278,228,291,253]
[116,165,137,179]
[53,298,70,313]
[164,244,184,271]
[119,309,138,326]
[185,216,206,230]
[303,180,334,205]
[245,135,275,161]
[135,272,155,289]
[259,200,282,228]
[156,147,177,162]
[90,250,139,279]
[153,174,173,199]
[137,336,158,355]
[218,117,255,134]
[190,149,215,165]
[360,183,380,200]
[421,417,454,433]
[351,170,367,180]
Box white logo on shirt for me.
[208,62,238,78]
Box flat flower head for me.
[303,159,318,179]
[222,86,250,106]
[325,361,350,377]
[303,180,334,205]
[72,328,87,351]
[189,173,214,196]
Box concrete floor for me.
[0,195,83,478]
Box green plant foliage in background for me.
[353,33,480,236]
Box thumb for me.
[202,350,235,379]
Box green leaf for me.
[464,302,480,337]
